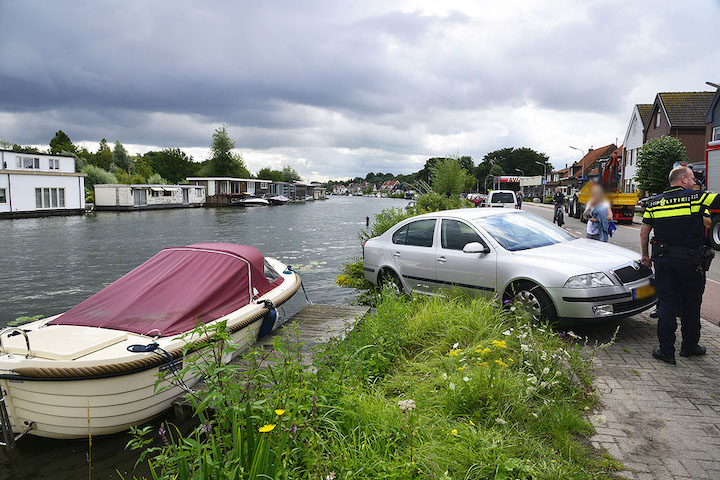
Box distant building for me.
[621,104,652,193]
[0,149,86,219]
[567,144,617,189]
[186,177,272,205]
[94,184,205,210]
[645,91,715,165]
[332,184,347,195]
[379,179,400,192]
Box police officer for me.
[640,165,720,364]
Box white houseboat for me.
[94,184,206,210]
[186,177,272,206]
[0,150,86,219]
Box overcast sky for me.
[1,0,718,181]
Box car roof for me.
[489,190,516,194]
[409,207,524,221]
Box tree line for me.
[1,125,301,198]
[325,147,553,194]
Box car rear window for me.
[491,192,515,203]
[393,219,436,247]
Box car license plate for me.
[633,284,655,300]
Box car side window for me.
[441,219,485,250]
[404,219,436,247]
[392,225,409,245]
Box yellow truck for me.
[569,181,638,224]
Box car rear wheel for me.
[378,268,403,293]
[507,281,557,324]
[710,215,720,251]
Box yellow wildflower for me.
[469,419,476,426]
[476,347,491,354]
[495,359,508,368]
[275,409,285,416]
[491,340,507,349]
[478,361,488,367]
[457,366,465,371]
[448,349,462,357]
[258,424,276,433]
[451,429,458,435]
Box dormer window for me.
[16,156,39,169]
[49,158,60,169]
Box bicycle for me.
[553,203,564,227]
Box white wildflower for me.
[540,381,548,388]
[495,418,507,425]
[542,367,550,375]
[452,342,459,349]
[449,382,456,391]
[502,329,512,336]
[527,375,538,385]
[397,399,416,413]
[567,331,581,339]
[463,376,470,382]
[520,344,531,352]
[526,386,536,394]
[326,473,336,480]
[532,412,539,418]
[442,372,448,380]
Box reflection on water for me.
[0,196,403,480]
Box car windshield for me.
[491,192,515,203]
[475,212,574,251]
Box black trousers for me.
[654,256,705,356]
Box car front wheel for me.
[508,281,557,324]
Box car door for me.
[389,218,438,294]
[434,218,497,296]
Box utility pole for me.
[535,161,547,199]
[569,146,586,189]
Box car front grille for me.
[612,297,656,314]
[613,264,653,284]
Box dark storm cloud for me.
[1,0,719,177]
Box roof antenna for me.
[706,81,720,89]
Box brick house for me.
[567,144,617,189]
[705,88,720,144]
[645,92,715,165]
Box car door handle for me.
[393,252,402,257]
[437,256,447,263]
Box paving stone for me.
[579,313,720,480]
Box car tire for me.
[710,215,720,251]
[378,268,404,293]
[507,281,558,324]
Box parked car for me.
[362,208,656,322]
[487,190,518,208]
[466,193,486,206]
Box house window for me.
[17,156,40,169]
[713,126,720,142]
[260,182,268,189]
[34,187,65,208]
[151,190,160,197]
[655,113,661,128]
[0,188,6,204]
[195,188,203,196]
[163,190,172,197]
[49,158,60,169]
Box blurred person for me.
[583,184,613,242]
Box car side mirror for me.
[463,242,490,254]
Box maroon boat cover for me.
[49,243,283,337]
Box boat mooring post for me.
[366,216,369,227]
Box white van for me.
[487,190,518,208]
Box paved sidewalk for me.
[576,313,720,480]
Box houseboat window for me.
[49,158,60,169]
[151,190,159,197]
[35,187,66,208]
[17,156,40,169]
[195,188,203,196]
[0,188,6,204]
[260,182,268,189]
[163,190,172,196]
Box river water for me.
[0,196,403,480]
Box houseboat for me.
[94,184,206,210]
[0,150,86,219]
[186,177,272,206]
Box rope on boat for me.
[126,342,193,393]
[283,265,313,305]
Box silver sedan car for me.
[362,208,656,322]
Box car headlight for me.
[563,272,614,288]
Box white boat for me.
[238,196,270,206]
[0,243,301,441]
[267,195,289,205]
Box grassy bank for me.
[128,292,615,479]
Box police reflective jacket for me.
[642,186,720,248]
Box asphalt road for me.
[524,202,720,325]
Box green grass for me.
[127,292,616,479]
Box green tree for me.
[82,164,118,189]
[112,140,131,171]
[49,130,76,154]
[257,167,284,182]
[206,125,250,178]
[147,172,169,184]
[0,140,12,149]
[477,147,551,182]
[281,165,301,182]
[430,157,471,197]
[636,136,689,194]
[146,148,197,183]
[94,139,113,170]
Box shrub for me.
[81,164,118,189]
[147,173,169,184]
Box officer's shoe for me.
[679,345,707,357]
[652,347,676,365]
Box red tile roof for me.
[571,144,616,176]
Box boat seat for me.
[3,326,128,361]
